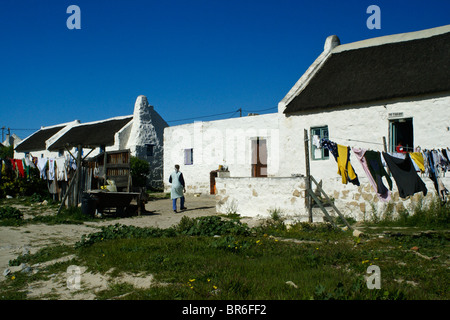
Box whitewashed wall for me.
[215,177,322,220]
[163,93,449,219]
[163,113,279,194]
[278,93,450,178]
[277,93,450,219]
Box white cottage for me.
[164,25,450,220]
[15,95,168,188]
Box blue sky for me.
[1,0,449,139]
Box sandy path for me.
[0,194,219,273]
[0,194,267,299]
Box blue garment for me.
[172,197,185,211]
[321,139,338,160]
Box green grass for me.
[1,195,449,300]
[365,195,449,229]
[74,231,448,300]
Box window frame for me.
[184,148,193,165]
[310,126,329,161]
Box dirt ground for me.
[0,194,263,299]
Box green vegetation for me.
[130,156,150,188]
[0,167,51,200]
[0,194,448,300]
[365,195,449,229]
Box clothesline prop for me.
[319,138,449,203]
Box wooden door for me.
[252,138,267,177]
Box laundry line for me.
[331,137,385,147]
[318,136,449,203]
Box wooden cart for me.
[83,190,145,216]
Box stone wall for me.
[216,177,313,220]
[215,175,449,221]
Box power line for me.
[166,106,277,124]
[9,128,39,131]
[242,106,278,113]
[166,110,241,123]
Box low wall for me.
[215,177,313,220]
[321,176,450,221]
[215,175,449,221]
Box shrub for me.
[130,156,150,187]
[0,167,50,199]
[75,216,251,248]
[176,216,251,237]
[75,223,176,248]
[0,206,24,226]
[0,206,23,220]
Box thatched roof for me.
[15,125,66,152]
[284,29,450,114]
[48,116,132,150]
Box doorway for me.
[251,138,267,177]
[389,118,413,152]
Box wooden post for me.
[75,145,82,204]
[310,175,353,230]
[304,129,312,222]
[57,168,79,214]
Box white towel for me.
[48,158,55,180]
[55,157,67,181]
[37,157,48,179]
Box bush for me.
[75,216,251,248]
[0,206,23,220]
[75,223,176,248]
[0,206,24,226]
[130,156,150,187]
[176,216,251,237]
[0,167,50,199]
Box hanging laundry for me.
[22,159,30,179]
[321,139,338,160]
[382,152,427,199]
[48,158,55,180]
[55,157,68,181]
[353,148,392,202]
[441,148,450,165]
[423,150,448,202]
[312,135,321,149]
[409,152,425,173]
[37,157,48,179]
[336,144,360,186]
[436,149,449,172]
[11,159,25,178]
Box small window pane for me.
[311,126,329,160]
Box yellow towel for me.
[409,152,425,172]
[337,144,358,184]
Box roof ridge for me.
[333,24,450,53]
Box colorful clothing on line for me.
[352,148,391,202]
[336,144,360,186]
[382,152,427,199]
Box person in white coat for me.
[169,164,186,213]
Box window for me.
[184,148,193,165]
[311,126,329,160]
[146,144,154,157]
[389,118,413,153]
